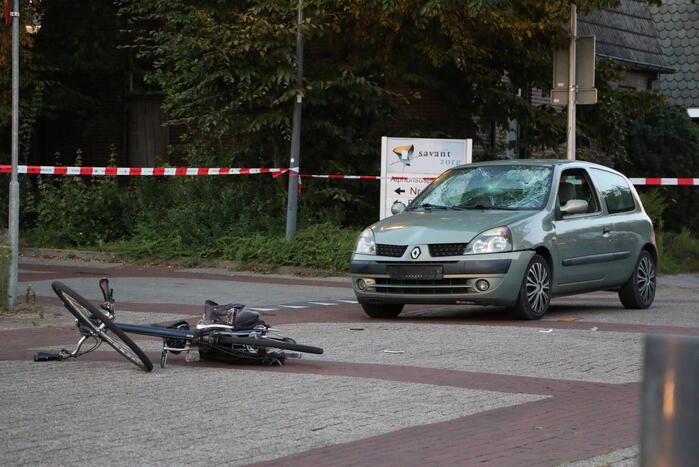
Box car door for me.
[551,168,612,291]
[588,168,644,285]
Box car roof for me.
[453,159,619,172]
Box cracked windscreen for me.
[408,165,552,211]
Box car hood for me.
[373,210,534,245]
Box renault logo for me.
[410,246,421,259]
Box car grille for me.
[376,244,407,257]
[428,243,468,257]
[374,278,471,295]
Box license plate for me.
[387,265,443,280]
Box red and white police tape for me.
[0,165,696,185]
[0,165,288,176]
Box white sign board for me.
[380,137,472,219]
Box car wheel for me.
[361,303,404,319]
[511,254,551,320]
[619,249,656,309]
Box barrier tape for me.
[0,165,289,176]
[0,165,696,185]
[628,178,699,186]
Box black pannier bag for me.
[201,300,266,330]
[198,300,282,364]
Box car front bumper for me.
[350,250,535,306]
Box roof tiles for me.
[650,0,699,108]
[578,0,670,71]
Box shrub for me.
[658,229,699,275]
[28,172,129,247]
[638,189,668,230]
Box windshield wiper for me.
[413,203,449,211]
[460,204,519,210]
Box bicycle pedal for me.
[283,352,302,359]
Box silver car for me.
[350,160,657,319]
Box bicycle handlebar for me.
[34,352,63,361]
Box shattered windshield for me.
[408,165,552,211]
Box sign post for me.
[550,3,597,161]
[379,137,472,219]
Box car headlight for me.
[465,227,512,254]
[355,228,376,255]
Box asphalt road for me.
[1,256,697,466]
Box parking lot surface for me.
[1,256,697,466]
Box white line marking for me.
[308,302,337,306]
[337,300,358,304]
[278,305,308,309]
[247,308,278,312]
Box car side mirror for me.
[391,201,406,215]
[560,199,588,216]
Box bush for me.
[214,223,356,271]
[638,189,668,230]
[619,103,699,233]
[658,229,699,275]
[28,173,128,247]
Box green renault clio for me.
[350,160,657,320]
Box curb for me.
[19,247,347,279]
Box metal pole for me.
[285,0,304,240]
[641,334,699,466]
[566,2,577,160]
[7,0,20,309]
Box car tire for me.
[511,254,551,320]
[361,303,404,319]
[619,249,656,309]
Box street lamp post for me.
[285,0,304,240]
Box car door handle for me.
[603,226,611,235]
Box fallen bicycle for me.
[34,279,323,372]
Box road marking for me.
[279,305,308,309]
[248,307,278,312]
[337,300,358,304]
[308,302,337,306]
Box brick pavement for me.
[1,258,697,466]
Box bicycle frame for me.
[37,279,323,370]
[114,322,284,368]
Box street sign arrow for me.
[394,187,405,195]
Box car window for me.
[589,168,636,214]
[558,169,600,214]
[408,165,552,211]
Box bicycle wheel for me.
[218,335,324,355]
[52,281,153,372]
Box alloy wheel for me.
[637,255,656,304]
[525,261,550,315]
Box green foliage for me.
[214,223,356,271]
[638,189,668,230]
[27,152,129,247]
[124,175,288,246]
[657,229,699,275]
[107,221,356,272]
[617,102,699,232]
